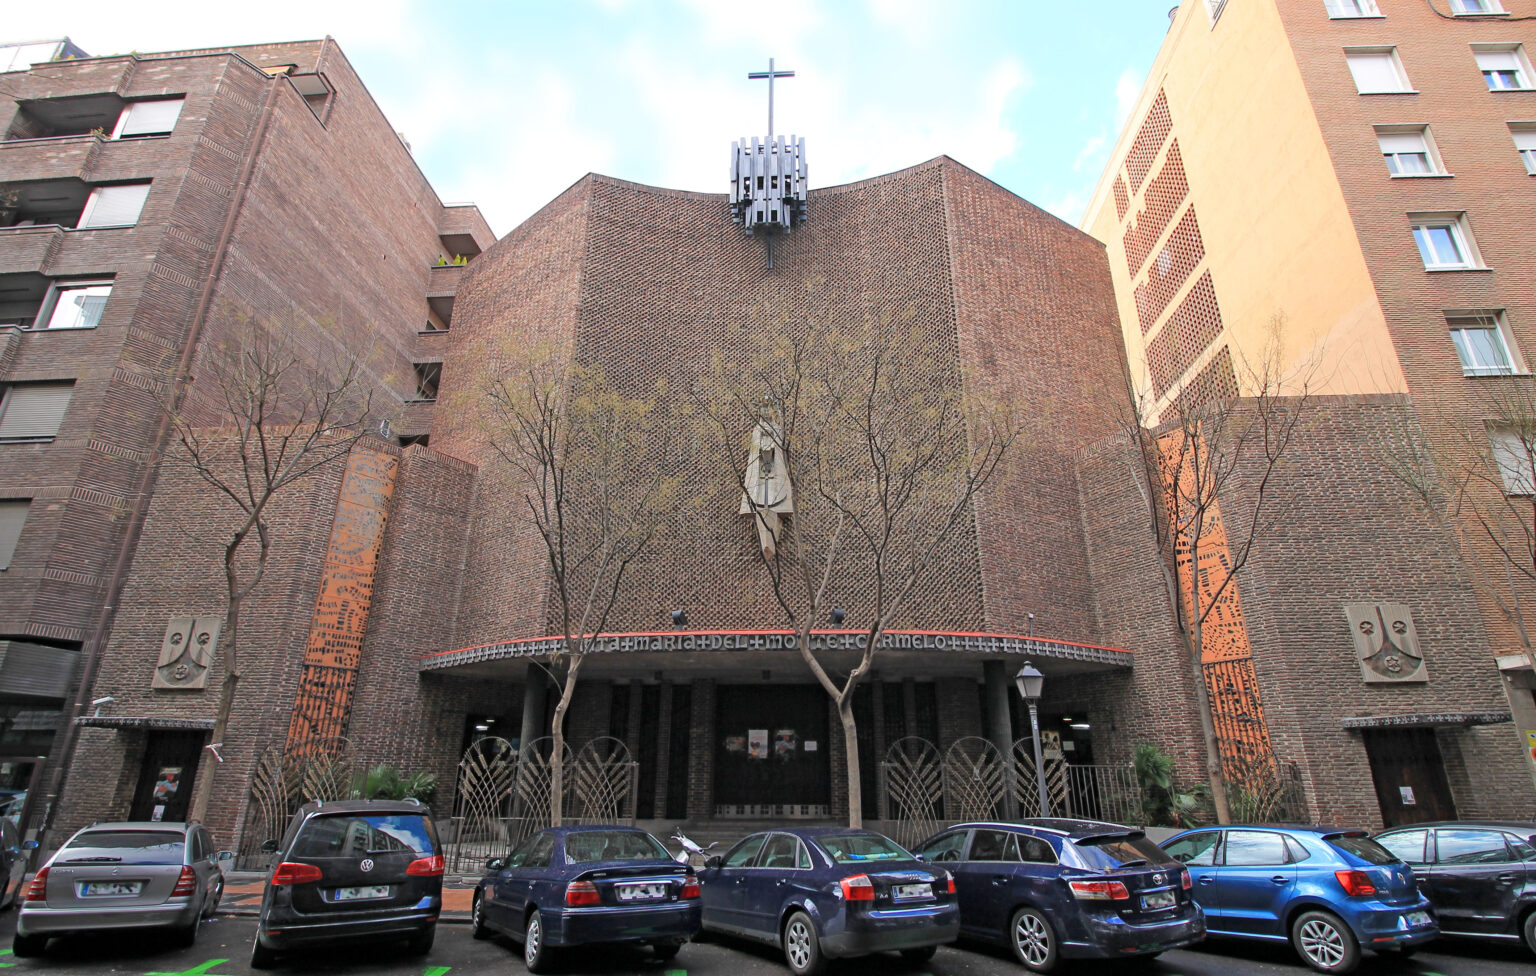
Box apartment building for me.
[0,37,491,835]
[1084,0,1536,823]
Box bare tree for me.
[1107,324,1313,824]
[1382,375,1536,681]
[482,350,677,824]
[703,317,1023,828]
[171,316,380,824]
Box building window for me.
[1376,126,1443,175]
[1326,0,1380,16]
[37,281,110,330]
[111,98,184,139]
[1474,46,1533,91]
[1492,428,1536,495]
[1451,0,1504,13]
[0,382,74,443]
[1204,0,1228,26]
[0,500,29,570]
[1410,213,1481,270]
[412,362,441,401]
[1449,312,1521,376]
[1346,48,1412,94]
[1511,124,1536,174]
[77,184,150,229]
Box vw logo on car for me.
[360,858,374,872]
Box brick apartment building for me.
[0,37,491,837]
[1083,0,1536,824]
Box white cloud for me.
[1114,65,1144,130]
[1072,130,1108,173]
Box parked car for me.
[913,818,1205,972]
[0,818,37,910]
[1162,825,1436,974]
[698,826,959,976]
[13,821,229,956]
[250,798,442,969]
[470,825,699,971]
[1374,820,1536,955]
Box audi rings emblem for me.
[360,858,375,872]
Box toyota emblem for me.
[360,858,375,872]
[1153,872,1166,884]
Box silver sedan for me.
[14,821,230,956]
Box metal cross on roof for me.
[748,58,795,140]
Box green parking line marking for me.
[0,947,13,968]
[664,970,686,976]
[145,960,235,976]
[422,968,451,976]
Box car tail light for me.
[1068,879,1130,901]
[24,867,49,902]
[840,874,875,901]
[172,866,198,897]
[406,854,445,876]
[566,880,601,907]
[934,871,955,895]
[271,862,323,886]
[679,878,700,899]
[1181,869,1192,890]
[1335,870,1377,897]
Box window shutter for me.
[1378,131,1427,154]
[0,500,28,570]
[1512,130,1536,151]
[1476,50,1520,72]
[115,98,184,137]
[0,383,74,441]
[1347,52,1403,92]
[78,184,150,228]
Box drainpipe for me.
[37,66,286,851]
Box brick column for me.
[687,680,714,820]
[653,683,674,819]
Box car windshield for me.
[816,833,910,863]
[1074,833,1169,870]
[62,830,185,865]
[564,830,670,863]
[1328,833,1397,865]
[292,814,435,858]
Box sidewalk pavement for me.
[217,871,477,921]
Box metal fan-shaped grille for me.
[449,737,518,872]
[514,736,569,829]
[943,736,1005,823]
[568,736,635,825]
[1011,738,1068,817]
[881,737,942,849]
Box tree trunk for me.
[839,695,861,829]
[1187,613,1232,824]
[548,655,583,825]
[186,596,241,824]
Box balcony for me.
[6,93,124,141]
[0,135,102,186]
[0,226,65,274]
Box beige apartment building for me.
[1084,0,1536,812]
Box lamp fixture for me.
[1014,662,1044,702]
[829,608,847,626]
[671,609,688,629]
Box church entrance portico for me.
[713,684,830,818]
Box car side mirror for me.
[20,840,37,851]
[486,858,505,872]
[259,840,279,854]
[913,853,926,861]
[217,851,234,861]
[705,855,722,870]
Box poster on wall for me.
[724,735,746,753]
[747,729,769,759]
[775,729,797,759]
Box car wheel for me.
[175,911,201,948]
[406,924,435,956]
[1521,908,1536,956]
[653,939,683,961]
[901,945,938,963]
[249,937,277,970]
[525,911,554,973]
[1009,906,1059,973]
[471,892,491,940]
[11,932,46,958]
[782,910,825,976]
[204,876,224,919]
[1291,909,1360,974]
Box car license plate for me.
[893,883,931,902]
[80,881,142,896]
[616,883,665,902]
[1405,911,1432,927]
[333,885,391,901]
[1141,889,1177,911]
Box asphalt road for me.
[0,913,1528,976]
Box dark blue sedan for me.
[699,827,959,976]
[914,819,1205,972]
[470,825,700,972]
[1163,825,1436,974]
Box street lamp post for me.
[1014,662,1050,817]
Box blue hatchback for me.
[470,825,700,972]
[699,827,959,976]
[914,819,1205,972]
[1162,825,1437,974]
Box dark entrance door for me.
[1362,727,1457,827]
[128,731,204,823]
[714,685,830,816]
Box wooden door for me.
[1362,727,1457,827]
[129,731,204,822]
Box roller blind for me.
[114,98,184,138]
[1378,131,1427,154]
[0,382,74,441]
[0,501,27,570]
[1347,51,1405,92]
[78,184,150,228]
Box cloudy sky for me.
[6,1,1177,236]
